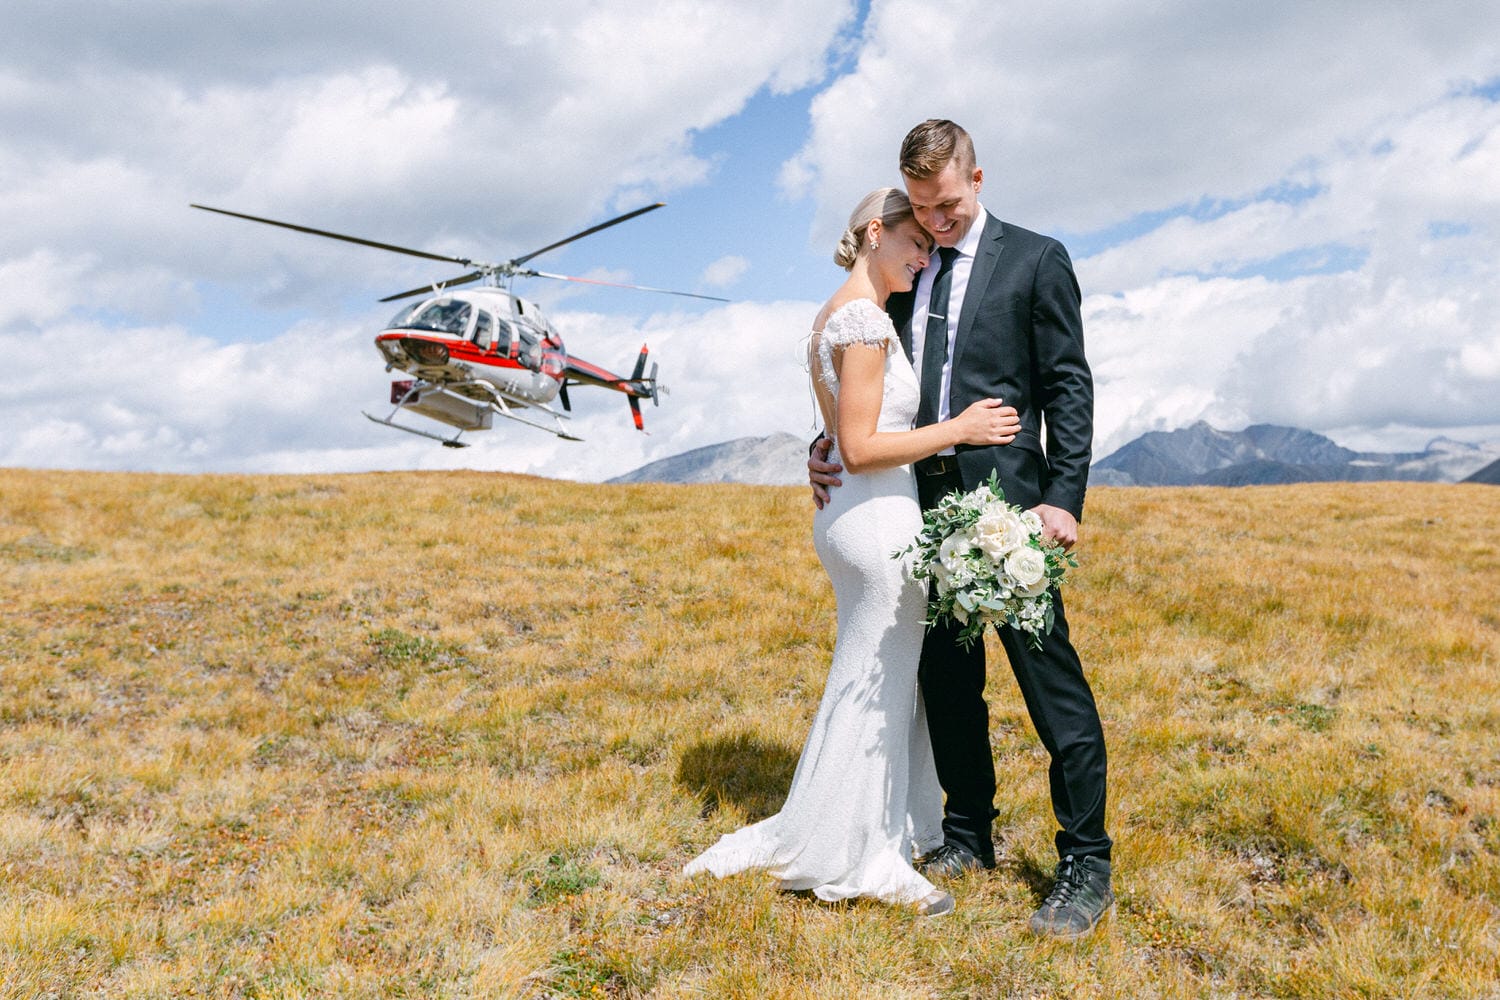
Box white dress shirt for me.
[910,204,989,453]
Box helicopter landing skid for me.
[482,392,583,441]
[363,411,470,447]
[373,377,583,444]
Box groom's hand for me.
[1032,503,1079,550]
[809,435,843,509]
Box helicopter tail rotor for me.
[631,346,665,405]
[629,345,649,431]
[625,345,663,431]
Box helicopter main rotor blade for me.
[191,204,480,267]
[525,268,730,303]
[378,271,489,302]
[509,203,665,266]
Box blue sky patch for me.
[1460,76,1500,101]
[1429,220,1473,239]
[1231,242,1367,281]
[1167,242,1368,282]
[1069,179,1326,260]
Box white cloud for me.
[0,315,381,472]
[224,69,462,210]
[786,1,1500,460]
[2,0,1497,477]
[525,300,820,481]
[789,0,1499,239]
[1223,270,1500,434]
[0,0,856,475]
[1084,275,1288,456]
[701,255,750,288]
[0,250,95,327]
[0,299,820,480]
[1,1,857,295]
[1077,91,1500,453]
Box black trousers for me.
[916,466,1112,862]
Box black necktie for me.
[916,247,958,427]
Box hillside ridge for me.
[607,422,1500,486]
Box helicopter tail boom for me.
[561,344,663,432]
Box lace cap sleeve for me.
[814,299,897,393]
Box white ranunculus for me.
[1004,546,1048,596]
[939,530,975,574]
[974,508,1027,560]
[1019,509,1044,535]
[1017,576,1050,598]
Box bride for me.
[683,188,1019,915]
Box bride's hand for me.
[951,399,1019,446]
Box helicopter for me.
[191,202,727,446]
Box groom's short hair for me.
[900,119,976,179]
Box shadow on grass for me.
[1000,845,1059,904]
[676,732,799,821]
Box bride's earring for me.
[871,238,880,249]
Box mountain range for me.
[1092,422,1500,487]
[1463,456,1500,485]
[609,423,1500,487]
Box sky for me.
[2,0,1498,482]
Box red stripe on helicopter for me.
[564,358,626,382]
[377,333,534,374]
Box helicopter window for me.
[398,300,472,336]
[473,310,493,349]
[517,325,542,371]
[491,317,514,354]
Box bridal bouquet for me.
[898,472,1075,649]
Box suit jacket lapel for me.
[889,290,916,361]
[953,215,1005,374]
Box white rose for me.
[974,508,1027,560]
[1019,509,1044,535]
[1004,546,1049,596]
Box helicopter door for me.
[493,317,516,358]
[472,310,494,350]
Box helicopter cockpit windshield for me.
[387,299,472,337]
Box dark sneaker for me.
[916,842,996,879]
[1028,855,1114,940]
[915,889,955,918]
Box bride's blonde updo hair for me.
[834,187,917,271]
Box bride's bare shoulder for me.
[814,294,881,333]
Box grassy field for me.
[1,468,1497,998]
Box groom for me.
[810,119,1113,939]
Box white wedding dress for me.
[683,298,945,904]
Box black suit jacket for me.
[891,213,1093,520]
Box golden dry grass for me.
[1,469,1497,998]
